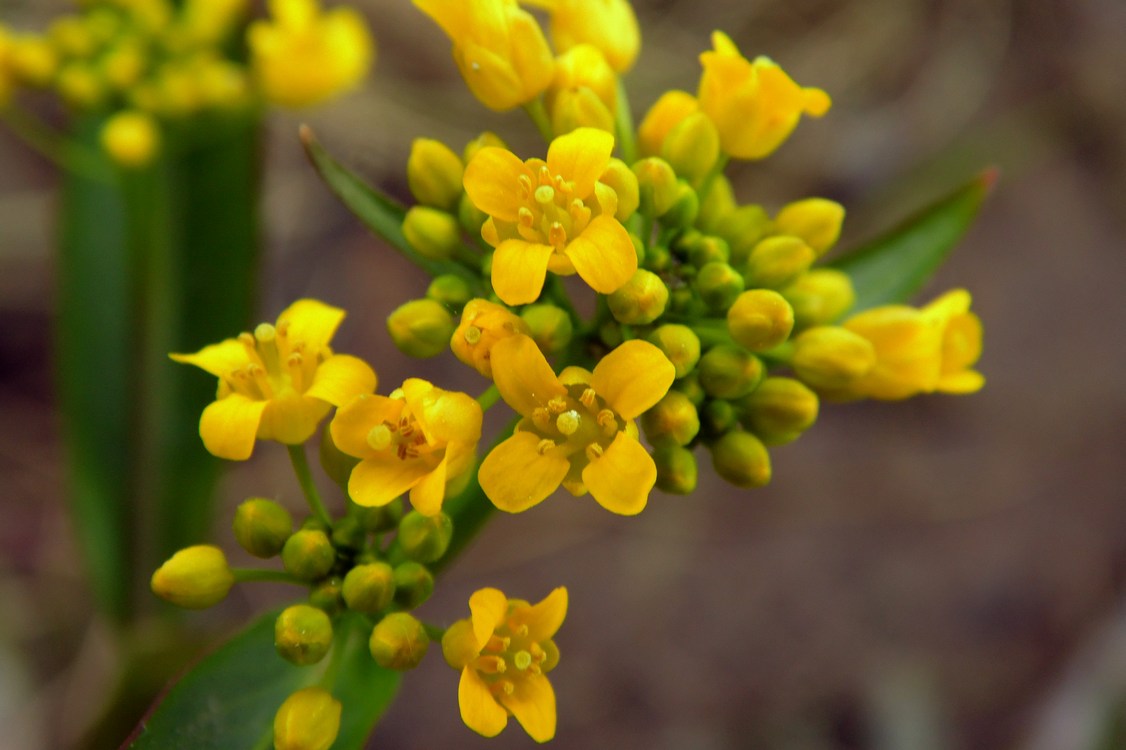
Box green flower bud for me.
[551,87,615,137]
[727,290,795,351]
[273,687,341,750]
[675,372,707,406]
[647,324,701,378]
[275,604,334,666]
[369,612,430,671]
[458,191,489,235]
[407,138,464,211]
[398,511,453,564]
[661,112,720,185]
[600,157,640,221]
[350,496,403,534]
[711,431,772,488]
[641,391,701,446]
[309,576,345,614]
[608,269,669,325]
[462,131,507,164]
[387,299,455,359]
[653,441,698,494]
[791,326,876,390]
[342,562,396,615]
[697,174,737,234]
[661,180,699,228]
[678,232,730,268]
[698,345,764,400]
[599,320,624,349]
[695,261,745,313]
[744,236,815,289]
[774,198,845,256]
[781,269,856,329]
[232,498,293,559]
[738,377,820,445]
[632,157,678,217]
[701,398,738,438]
[716,204,771,265]
[393,562,435,609]
[330,516,365,551]
[402,206,462,262]
[644,243,672,272]
[319,421,359,488]
[426,274,473,309]
[150,545,234,609]
[521,303,573,355]
[282,529,336,581]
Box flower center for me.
[366,408,433,461]
[528,384,624,463]
[515,162,593,253]
[474,617,551,697]
[225,320,317,401]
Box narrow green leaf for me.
[830,168,996,311]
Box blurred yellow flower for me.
[464,127,637,305]
[924,289,985,394]
[442,586,567,742]
[171,299,376,460]
[100,110,160,167]
[526,0,641,73]
[479,334,674,514]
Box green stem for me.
[476,383,501,411]
[287,444,332,527]
[422,622,446,643]
[318,616,356,689]
[697,153,729,196]
[524,98,554,143]
[546,275,582,330]
[2,106,109,180]
[614,78,637,164]
[231,568,305,585]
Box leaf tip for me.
[978,166,1000,195]
[299,124,316,149]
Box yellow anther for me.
[367,424,392,451]
[514,650,533,671]
[529,642,545,660]
[477,655,507,674]
[547,396,569,414]
[532,407,552,429]
[464,325,482,345]
[498,679,515,696]
[596,408,618,436]
[548,222,567,249]
[485,634,511,652]
[515,624,529,638]
[538,165,553,185]
[238,331,257,351]
[580,388,598,409]
[536,438,556,455]
[534,185,555,205]
[585,442,604,462]
[518,206,535,227]
[555,410,580,436]
[286,353,305,391]
[518,174,533,197]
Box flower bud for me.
[716,204,771,265]
[608,269,669,325]
[426,274,473,309]
[319,421,360,488]
[698,345,764,400]
[282,529,336,581]
[463,131,507,164]
[369,612,429,670]
[642,391,700,446]
[309,576,345,615]
[696,174,737,235]
[773,198,845,256]
[632,157,678,218]
[232,498,293,559]
[675,373,707,406]
[407,138,464,211]
[550,0,640,72]
[551,86,614,135]
[695,261,745,313]
[744,236,815,289]
[387,299,455,359]
[678,232,730,268]
[662,180,699,228]
[521,303,573,355]
[782,268,856,329]
[703,399,741,440]
[643,243,672,272]
[726,290,795,351]
[273,687,341,750]
[548,45,617,132]
[402,206,462,261]
[398,511,453,564]
[457,191,489,235]
[9,36,58,87]
[653,441,698,494]
[393,562,435,609]
[711,431,772,488]
[342,562,395,615]
[151,545,234,609]
[638,89,698,157]
[100,110,159,168]
[792,326,877,390]
[350,497,404,534]
[275,604,334,666]
[451,298,530,377]
[330,516,365,551]
[738,377,819,445]
[599,158,639,221]
[646,324,701,378]
[662,112,721,185]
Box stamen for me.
[548,222,567,249]
[518,206,535,227]
[532,407,552,429]
[597,408,618,436]
[585,442,604,462]
[485,635,511,653]
[536,438,556,455]
[547,397,568,414]
[286,353,304,392]
[247,363,274,399]
[555,410,580,436]
[476,655,506,674]
[492,679,515,697]
[580,388,597,409]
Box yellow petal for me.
[409,454,448,516]
[469,587,509,648]
[412,0,472,42]
[347,454,428,507]
[459,666,508,738]
[170,338,248,377]
[490,335,567,417]
[498,672,556,743]
[199,394,268,460]
[511,587,568,642]
[442,618,480,668]
[546,127,613,199]
[937,370,985,394]
[454,40,529,112]
[491,239,554,305]
[590,340,675,419]
[329,393,401,458]
[463,147,528,222]
[304,354,376,406]
[257,394,331,444]
[277,298,346,353]
[478,431,569,512]
[582,431,655,515]
[564,215,637,294]
[803,86,831,116]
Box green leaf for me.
[830,168,996,311]
[127,611,400,750]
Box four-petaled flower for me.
[171,299,376,461]
[442,587,567,743]
[479,334,675,515]
[330,379,483,516]
[464,127,638,305]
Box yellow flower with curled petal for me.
[451,298,531,378]
[525,0,640,73]
[330,379,482,516]
[414,0,554,112]
[697,31,830,160]
[637,89,698,157]
[171,299,376,460]
[923,289,985,394]
[247,0,373,108]
[442,587,566,742]
[464,127,637,305]
[479,334,674,514]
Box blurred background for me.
[2,0,1125,748]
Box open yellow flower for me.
[442,587,566,743]
[451,298,531,378]
[414,0,554,112]
[171,299,375,461]
[924,289,985,394]
[330,379,482,516]
[697,31,830,160]
[479,334,674,514]
[248,0,374,108]
[464,127,637,305]
[524,0,641,73]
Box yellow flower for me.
[100,110,160,167]
[637,89,699,157]
[697,31,830,160]
[330,379,482,516]
[546,44,617,135]
[464,127,638,305]
[414,0,554,112]
[923,289,985,394]
[248,0,374,108]
[171,299,376,460]
[451,298,532,378]
[526,0,641,73]
[479,334,674,514]
[442,586,567,742]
